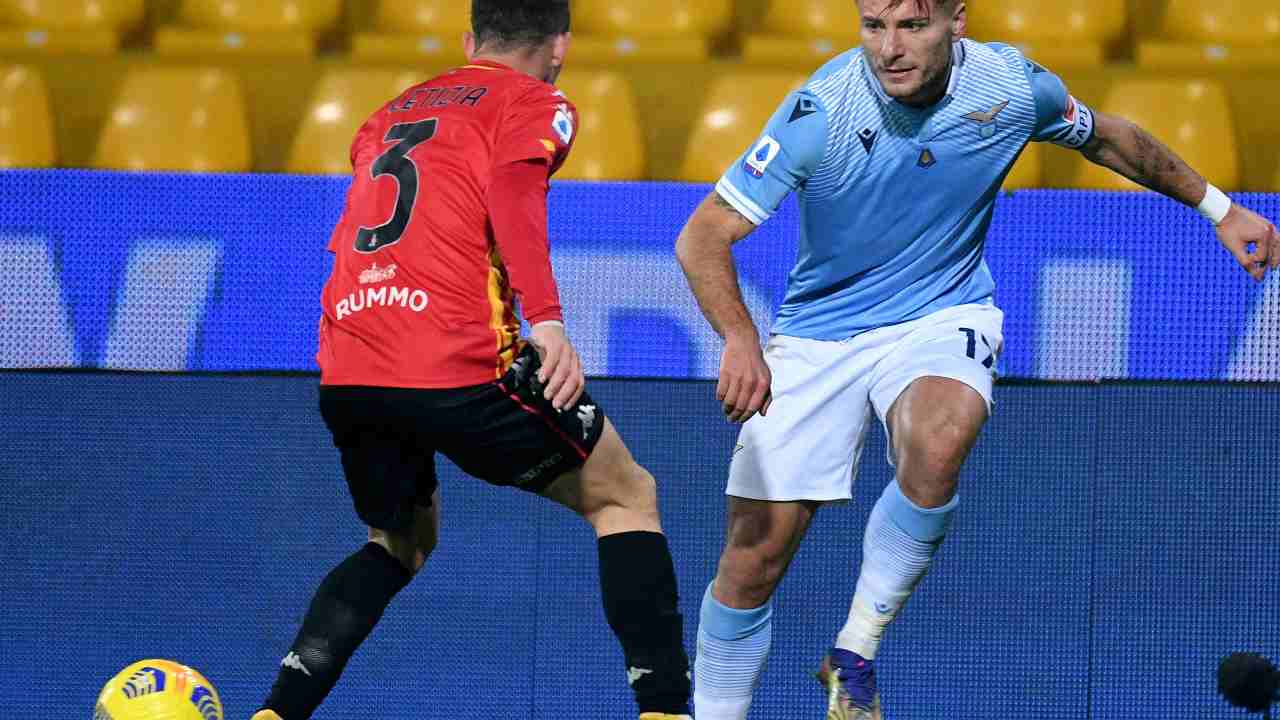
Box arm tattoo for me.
[1127,124,1200,201]
[1131,127,1158,185]
[710,191,750,224]
[1080,134,1106,163]
[1087,117,1203,205]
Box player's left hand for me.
[530,322,584,411]
[1217,203,1279,282]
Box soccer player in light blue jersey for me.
[674,1,1280,718]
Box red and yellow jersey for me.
[318,60,577,388]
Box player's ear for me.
[950,1,967,39]
[551,31,571,71]
[463,31,478,60]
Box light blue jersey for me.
[718,39,1097,339]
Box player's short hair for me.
[472,0,570,52]
[876,0,956,13]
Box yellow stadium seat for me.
[966,0,1125,44]
[741,0,858,68]
[1158,0,1280,46]
[154,28,314,56]
[0,0,143,30]
[176,0,339,32]
[350,34,709,70]
[1136,42,1280,70]
[1001,42,1105,69]
[758,0,859,42]
[348,32,466,66]
[371,0,467,34]
[1138,1,1280,70]
[745,1,1112,69]
[92,67,250,173]
[574,0,731,38]
[679,73,808,184]
[0,65,54,167]
[359,0,715,65]
[742,38,1104,71]
[570,34,709,65]
[1073,79,1238,191]
[0,27,117,53]
[1003,141,1042,190]
[287,68,427,175]
[966,1,1121,70]
[740,34,845,68]
[554,70,644,181]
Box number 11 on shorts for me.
[960,327,995,369]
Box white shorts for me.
[727,303,1005,502]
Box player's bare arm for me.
[675,191,771,423]
[1081,110,1278,281]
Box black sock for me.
[262,542,412,719]
[598,531,691,715]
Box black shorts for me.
[318,345,606,531]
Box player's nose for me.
[880,29,905,57]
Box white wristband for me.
[532,320,565,331]
[1197,184,1232,225]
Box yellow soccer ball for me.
[95,659,223,720]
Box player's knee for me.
[897,429,969,506]
[391,544,426,576]
[588,439,657,504]
[910,407,977,466]
[370,531,427,576]
[915,441,965,481]
[716,543,788,606]
[620,460,659,513]
[586,459,660,528]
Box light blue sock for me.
[836,480,958,659]
[693,583,773,720]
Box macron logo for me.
[281,652,312,676]
[627,666,654,686]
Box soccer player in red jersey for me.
[252,3,693,718]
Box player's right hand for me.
[718,333,773,424]
[529,322,584,412]
[1217,203,1279,282]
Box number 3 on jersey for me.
[356,118,438,253]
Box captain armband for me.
[1053,95,1096,149]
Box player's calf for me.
[834,480,958,662]
[598,529,692,716]
[715,496,819,608]
[258,541,413,719]
[259,503,437,719]
[694,498,817,720]
[543,422,691,716]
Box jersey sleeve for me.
[493,84,577,177]
[715,88,829,226]
[486,159,562,325]
[1024,59,1096,149]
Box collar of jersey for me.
[862,40,966,111]
[463,58,514,72]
